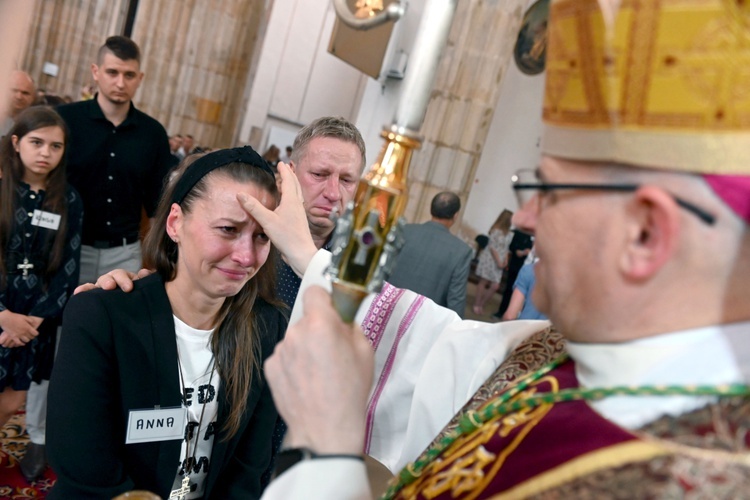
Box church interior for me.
[0,0,545,495]
[2,0,749,497]
[11,0,544,241]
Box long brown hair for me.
[490,209,513,234]
[0,106,70,286]
[142,153,281,439]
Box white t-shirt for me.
[169,315,221,499]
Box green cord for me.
[380,354,750,499]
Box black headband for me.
[171,146,275,204]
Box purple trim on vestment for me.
[363,292,426,453]
[362,282,405,350]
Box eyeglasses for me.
[511,169,716,226]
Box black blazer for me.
[47,274,286,499]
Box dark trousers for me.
[495,256,525,316]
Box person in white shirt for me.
[47,147,288,499]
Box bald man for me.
[1,70,35,137]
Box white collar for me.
[565,321,750,428]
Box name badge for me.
[31,209,61,230]
[126,407,186,444]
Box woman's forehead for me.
[198,175,275,211]
[205,174,268,195]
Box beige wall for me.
[239,0,369,152]
[22,0,129,99]
[20,0,268,149]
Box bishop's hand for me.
[264,286,374,455]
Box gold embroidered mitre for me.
[542,0,750,174]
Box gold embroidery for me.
[498,389,541,437]
[488,441,671,500]
[399,376,560,499]
[421,446,497,498]
[399,421,501,499]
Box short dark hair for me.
[98,36,141,64]
[431,191,461,220]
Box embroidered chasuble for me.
[423,327,566,450]
[390,358,750,499]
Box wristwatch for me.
[273,447,364,478]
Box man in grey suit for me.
[388,192,473,317]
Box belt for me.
[87,234,140,249]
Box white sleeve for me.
[391,318,551,471]
[287,249,550,475]
[261,459,372,500]
[289,249,338,326]
[362,287,549,472]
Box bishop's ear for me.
[619,185,681,280]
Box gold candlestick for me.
[326,126,421,322]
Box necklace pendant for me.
[17,257,34,279]
[169,475,191,500]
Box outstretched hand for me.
[237,161,317,276]
[264,286,374,454]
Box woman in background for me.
[473,209,513,315]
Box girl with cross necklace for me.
[0,106,82,431]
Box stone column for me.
[22,0,129,99]
[20,0,267,149]
[131,0,267,148]
[403,0,526,233]
[1,1,35,118]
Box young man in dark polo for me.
[57,35,171,284]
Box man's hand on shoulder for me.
[73,268,154,295]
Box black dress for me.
[495,229,533,316]
[0,181,83,390]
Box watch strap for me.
[273,447,364,478]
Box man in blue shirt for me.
[501,261,547,321]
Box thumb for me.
[237,192,276,226]
[22,319,38,336]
